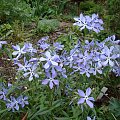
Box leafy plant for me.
[106,0,120,36]
[109,98,120,118]
[37,19,60,34]
[0,0,32,23]
[79,0,104,15]
[0,24,12,40]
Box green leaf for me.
[109,98,120,117]
[0,109,8,114]
[54,117,71,120]
[30,100,62,120]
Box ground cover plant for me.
[0,0,120,120]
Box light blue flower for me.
[42,72,59,89]
[78,88,95,108]
[101,46,118,66]
[12,45,26,59]
[0,41,7,49]
[23,64,39,81]
[6,96,20,112]
[40,51,59,69]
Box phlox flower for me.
[16,57,32,71]
[12,45,26,59]
[17,95,29,108]
[40,51,59,69]
[45,65,61,77]
[23,64,39,81]
[78,88,95,108]
[104,35,120,44]
[92,63,102,75]
[0,87,8,100]
[53,42,64,51]
[37,36,49,44]
[93,56,103,68]
[112,63,120,76]
[101,46,118,66]
[73,13,92,30]
[40,43,50,50]
[77,51,92,65]
[24,43,37,55]
[80,65,94,77]
[6,96,20,111]
[73,13,104,33]
[0,41,7,49]
[42,72,59,89]
[71,64,84,74]
[37,36,50,50]
[0,83,13,101]
[6,95,29,112]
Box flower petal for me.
[44,62,50,69]
[78,90,85,97]
[51,61,58,66]
[86,88,91,96]
[53,80,59,85]
[49,81,53,89]
[40,57,47,61]
[78,98,85,104]
[86,100,94,108]
[87,116,91,120]
[45,51,51,58]
[102,60,108,66]
[51,67,57,78]
[42,79,49,85]
[109,60,114,66]
[88,97,95,101]
[12,51,19,55]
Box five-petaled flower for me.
[101,46,118,66]
[77,88,95,108]
[40,51,59,69]
[23,64,39,81]
[42,72,59,89]
[12,45,26,59]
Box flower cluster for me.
[12,42,37,60]
[37,36,50,51]
[1,13,120,119]
[0,83,28,112]
[12,37,67,88]
[65,36,119,77]
[73,13,104,33]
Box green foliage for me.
[10,21,32,42]
[0,21,33,43]
[79,0,104,15]
[24,0,77,19]
[109,98,120,118]
[0,23,12,40]
[0,0,32,23]
[106,0,120,36]
[37,19,60,34]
